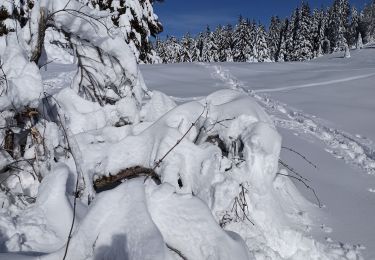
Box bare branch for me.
[94,166,161,191]
[278,159,310,182]
[153,106,206,170]
[277,172,322,208]
[282,146,318,169]
[166,244,188,260]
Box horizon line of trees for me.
[154,0,375,63]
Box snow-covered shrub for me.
[0,1,365,259]
[0,0,146,205]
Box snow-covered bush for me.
[0,0,146,205]
[0,1,365,259]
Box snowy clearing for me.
[1,0,374,259]
[141,45,375,259]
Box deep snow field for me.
[1,40,374,260]
[140,46,375,259]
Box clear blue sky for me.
[153,0,370,38]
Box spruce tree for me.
[311,8,328,56]
[255,23,270,62]
[327,0,351,50]
[83,0,163,63]
[284,8,298,61]
[268,16,283,61]
[233,17,252,62]
[180,33,195,62]
[202,26,219,62]
[357,32,364,49]
[362,1,375,43]
[294,3,314,61]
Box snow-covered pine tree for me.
[155,37,168,63]
[344,41,351,57]
[214,25,233,62]
[232,17,253,62]
[275,19,289,62]
[284,8,299,61]
[202,26,219,62]
[327,0,351,51]
[268,16,283,62]
[357,32,364,49]
[82,0,163,64]
[311,8,328,56]
[180,33,195,62]
[293,3,314,61]
[0,0,35,36]
[254,23,270,62]
[221,24,235,62]
[164,36,182,63]
[194,32,205,62]
[361,0,375,43]
[348,7,360,47]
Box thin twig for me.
[277,172,322,208]
[166,243,188,260]
[278,159,310,182]
[62,174,79,260]
[153,106,206,170]
[282,146,318,169]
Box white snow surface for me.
[141,45,375,259]
[1,24,374,259]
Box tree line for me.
[155,0,375,63]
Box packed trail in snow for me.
[202,63,375,177]
[141,44,375,259]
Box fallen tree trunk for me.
[94,166,161,192]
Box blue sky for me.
[153,0,370,38]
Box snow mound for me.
[0,86,362,259]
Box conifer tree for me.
[180,33,195,62]
[294,3,314,61]
[284,9,298,61]
[255,24,270,62]
[357,32,364,49]
[327,0,351,50]
[311,8,328,56]
[268,16,283,61]
[202,26,219,62]
[233,17,252,62]
[83,0,163,63]
[362,1,375,43]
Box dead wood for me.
[94,166,161,192]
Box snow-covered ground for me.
[141,45,375,259]
[1,36,374,259]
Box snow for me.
[1,2,374,257]
[2,44,372,259]
[0,34,43,110]
[141,44,375,259]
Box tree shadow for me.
[94,234,129,260]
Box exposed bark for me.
[94,166,161,192]
[30,8,48,64]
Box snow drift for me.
[0,0,365,259]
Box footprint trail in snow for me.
[198,62,375,178]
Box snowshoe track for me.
[199,62,375,176]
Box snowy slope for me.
[141,45,375,259]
